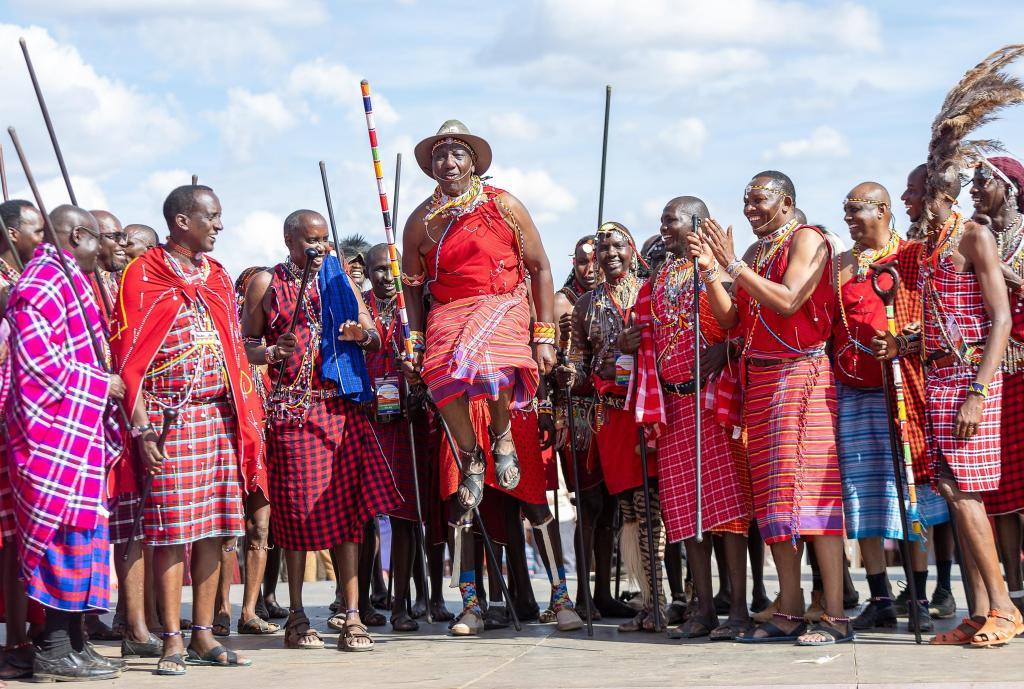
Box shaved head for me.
[90,210,122,234]
[846,182,890,206]
[49,204,102,272]
[51,204,96,239]
[366,243,391,269]
[124,223,158,258]
[664,196,710,223]
[283,209,326,237]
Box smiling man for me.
[401,120,559,636]
[832,183,947,635]
[699,171,848,646]
[241,212,398,652]
[110,185,266,675]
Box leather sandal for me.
[457,447,485,511]
[339,621,375,651]
[930,616,984,645]
[970,608,1024,648]
[489,424,521,491]
[237,617,280,635]
[284,610,325,650]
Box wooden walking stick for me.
[19,37,113,321]
[637,428,662,631]
[359,86,435,622]
[124,408,178,557]
[318,161,343,258]
[560,333,594,636]
[692,216,704,543]
[0,212,23,272]
[268,248,319,402]
[871,264,923,644]
[1,143,8,202]
[191,174,198,186]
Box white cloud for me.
[16,0,328,25]
[0,25,188,174]
[488,112,539,141]
[12,175,109,211]
[217,210,283,276]
[142,170,192,197]
[488,164,577,227]
[660,117,708,157]
[288,58,399,125]
[765,126,850,160]
[209,88,297,162]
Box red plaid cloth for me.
[745,355,844,545]
[632,264,749,542]
[985,372,1024,513]
[141,306,245,545]
[25,520,109,613]
[107,492,141,545]
[923,239,1002,493]
[264,270,400,548]
[892,241,929,483]
[439,402,548,506]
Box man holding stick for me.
[6,205,124,681]
[634,197,752,640]
[110,185,264,674]
[241,211,399,651]
[400,121,560,636]
[698,171,849,646]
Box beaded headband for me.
[745,183,788,198]
[596,222,649,269]
[844,197,887,206]
[431,137,476,159]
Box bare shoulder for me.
[403,199,430,239]
[960,219,998,258]
[554,290,572,317]
[793,225,827,247]
[245,267,274,304]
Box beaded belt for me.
[746,352,819,368]
[597,393,627,410]
[309,388,342,401]
[659,377,707,396]
[927,347,984,369]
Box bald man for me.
[833,183,948,634]
[241,210,399,652]
[124,224,158,259]
[6,205,125,680]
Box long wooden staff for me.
[559,331,594,636]
[124,408,178,557]
[191,174,198,186]
[693,216,704,543]
[871,264,922,644]
[637,429,662,631]
[0,212,23,272]
[318,161,343,258]
[268,248,318,402]
[0,143,8,201]
[19,38,112,321]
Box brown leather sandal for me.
[970,608,1023,648]
[929,616,983,645]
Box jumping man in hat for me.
[401,121,566,636]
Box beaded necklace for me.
[269,259,321,422]
[651,258,703,365]
[851,230,899,282]
[753,219,799,274]
[587,272,638,371]
[924,212,963,270]
[424,175,485,222]
[0,257,20,288]
[996,212,1024,266]
[367,293,399,360]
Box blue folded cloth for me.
[319,254,372,403]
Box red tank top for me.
[425,186,524,303]
[737,224,836,358]
[832,250,900,388]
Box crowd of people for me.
[1,46,1024,683]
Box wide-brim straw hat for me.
[414,120,492,177]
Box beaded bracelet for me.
[700,262,720,284]
[724,258,747,279]
[533,321,557,346]
[264,345,279,365]
[410,331,426,353]
[537,399,553,415]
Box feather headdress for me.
[924,44,1024,230]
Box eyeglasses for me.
[101,231,128,244]
[72,225,101,239]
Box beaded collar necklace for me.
[753,219,799,274]
[0,257,20,287]
[166,240,199,260]
[424,175,485,222]
[851,230,899,282]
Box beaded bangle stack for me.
[410,331,426,353]
[700,261,720,284]
[724,258,747,280]
[537,399,553,415]
[533,321,557,346]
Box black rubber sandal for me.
[736,615,808,643]
[184,645,252,667]
[154,653,187,676]
[457,447,485,511]
[489,425,521,491]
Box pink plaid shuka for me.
[4,244,120,582]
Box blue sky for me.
[0,0,1022,278]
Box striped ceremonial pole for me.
[360,79,413,360]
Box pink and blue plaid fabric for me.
[4,244,120,582]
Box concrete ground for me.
[5,565,1024,689]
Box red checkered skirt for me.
[268,396,401,549]
[439,403,547,506]
[107,492,142,545]
[926,363,1002,493]
[985,372,1024,514]
[744,355,844,545]
[658,393,750,543]
[595,406,656,496]
[143,398,245,546]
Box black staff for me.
[125,408,179,558]
[1,142,8,201]
[319,162,343,258]
[559,339,594,636]
[191,174,198,186]
[0,212,23,272]
[431,402,521,632]
[269,248,318,402]
[692,216,704,543]
[871,264,922,644]
[19,37,112,321]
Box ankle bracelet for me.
[159,631,183,638]
[771,612,804,622]
[821,613,850,624]
[190,624,212,631]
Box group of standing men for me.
[2,57,1024,684]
